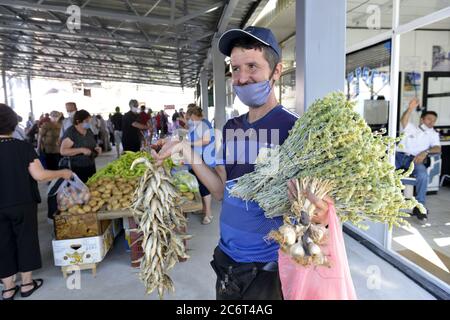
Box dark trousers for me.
[0,203,42,279]
[72,164,96,183]
[395,152,428,205]
[210,246,283,300]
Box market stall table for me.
[96,192,203,265]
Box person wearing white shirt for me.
[396,98,441,220]
[59,102,77,139]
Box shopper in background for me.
[60,110,102,183]
[96,114,110,152]
[26,120,39,147]
[90,114,100,143]
[121,99,149,152]
[12,115,26,141]
[396,98,441,221]
[155,110,162,138]
[39,111,62,170]
[147,109,155,143]
[185,105,216,225]
[60,102,77,139]
[25,115,34,133]
[39,113,50,128]
[107,114,115,146]
[160,110,169,138]
[139,105,150,126]
[172,109,180,124]
[0,104,72,300]
[178,108,186,128]
[111,106,123,158]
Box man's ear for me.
[272,62,283,82]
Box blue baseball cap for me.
[218,26,281,59]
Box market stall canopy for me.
[0,0,265,88]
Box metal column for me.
[295,0,346,115]
[27,75,34,118]
[212,37,226,130]
[2,69,7,105]
[200,70,209,121]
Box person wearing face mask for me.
[396,98,441,221]
[153,27,332,300]
[59,102,77,140]
[60,110,101,183]
[38,111,62,170]
[185,106,216,225]
[121,99,149,152]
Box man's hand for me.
[414,151,427,165]
[95,146,102,155]
[152,139,191,166]
[408,98,420,112]
[287,179,333,226]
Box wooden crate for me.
[54,211,110,240]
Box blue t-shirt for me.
[188,119,216,167]
[217,105,299,263]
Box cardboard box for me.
[54,211,108,240]
[52,222,114,267]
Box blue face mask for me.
[187,120,194,127]
[82,123,91,130]
[233,80,273,108]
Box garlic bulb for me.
[310,224,325,242]
[295,224,306,236]
[308,242,321,256]
[279,225,296,246]
[290,242,305,258]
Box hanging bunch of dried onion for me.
[130,157,191,299]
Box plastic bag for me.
[171,170,199,193]
[55,174,91,211]
[278,202,357,300]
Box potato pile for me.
[87,177,139,212]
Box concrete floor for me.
[392,188,450,285]
[2,151,438,300]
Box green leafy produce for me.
[87,151,153,184]
[230,92,423,230]
[172,170,199,193]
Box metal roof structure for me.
[0,0,264,88]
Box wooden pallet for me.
[61,263,97,278]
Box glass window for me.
[400,0,450,25]
[393,23,450,287]
[281,36,295,72]
[346,0,393,48]
[280,71,296,112]
[346,40,392,131]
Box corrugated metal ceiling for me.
[0,0,260,87]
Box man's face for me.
[421,114,437,128]
[230,47,279,86]
[66,104,76,114]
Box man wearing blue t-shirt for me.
[155,26,330,300]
